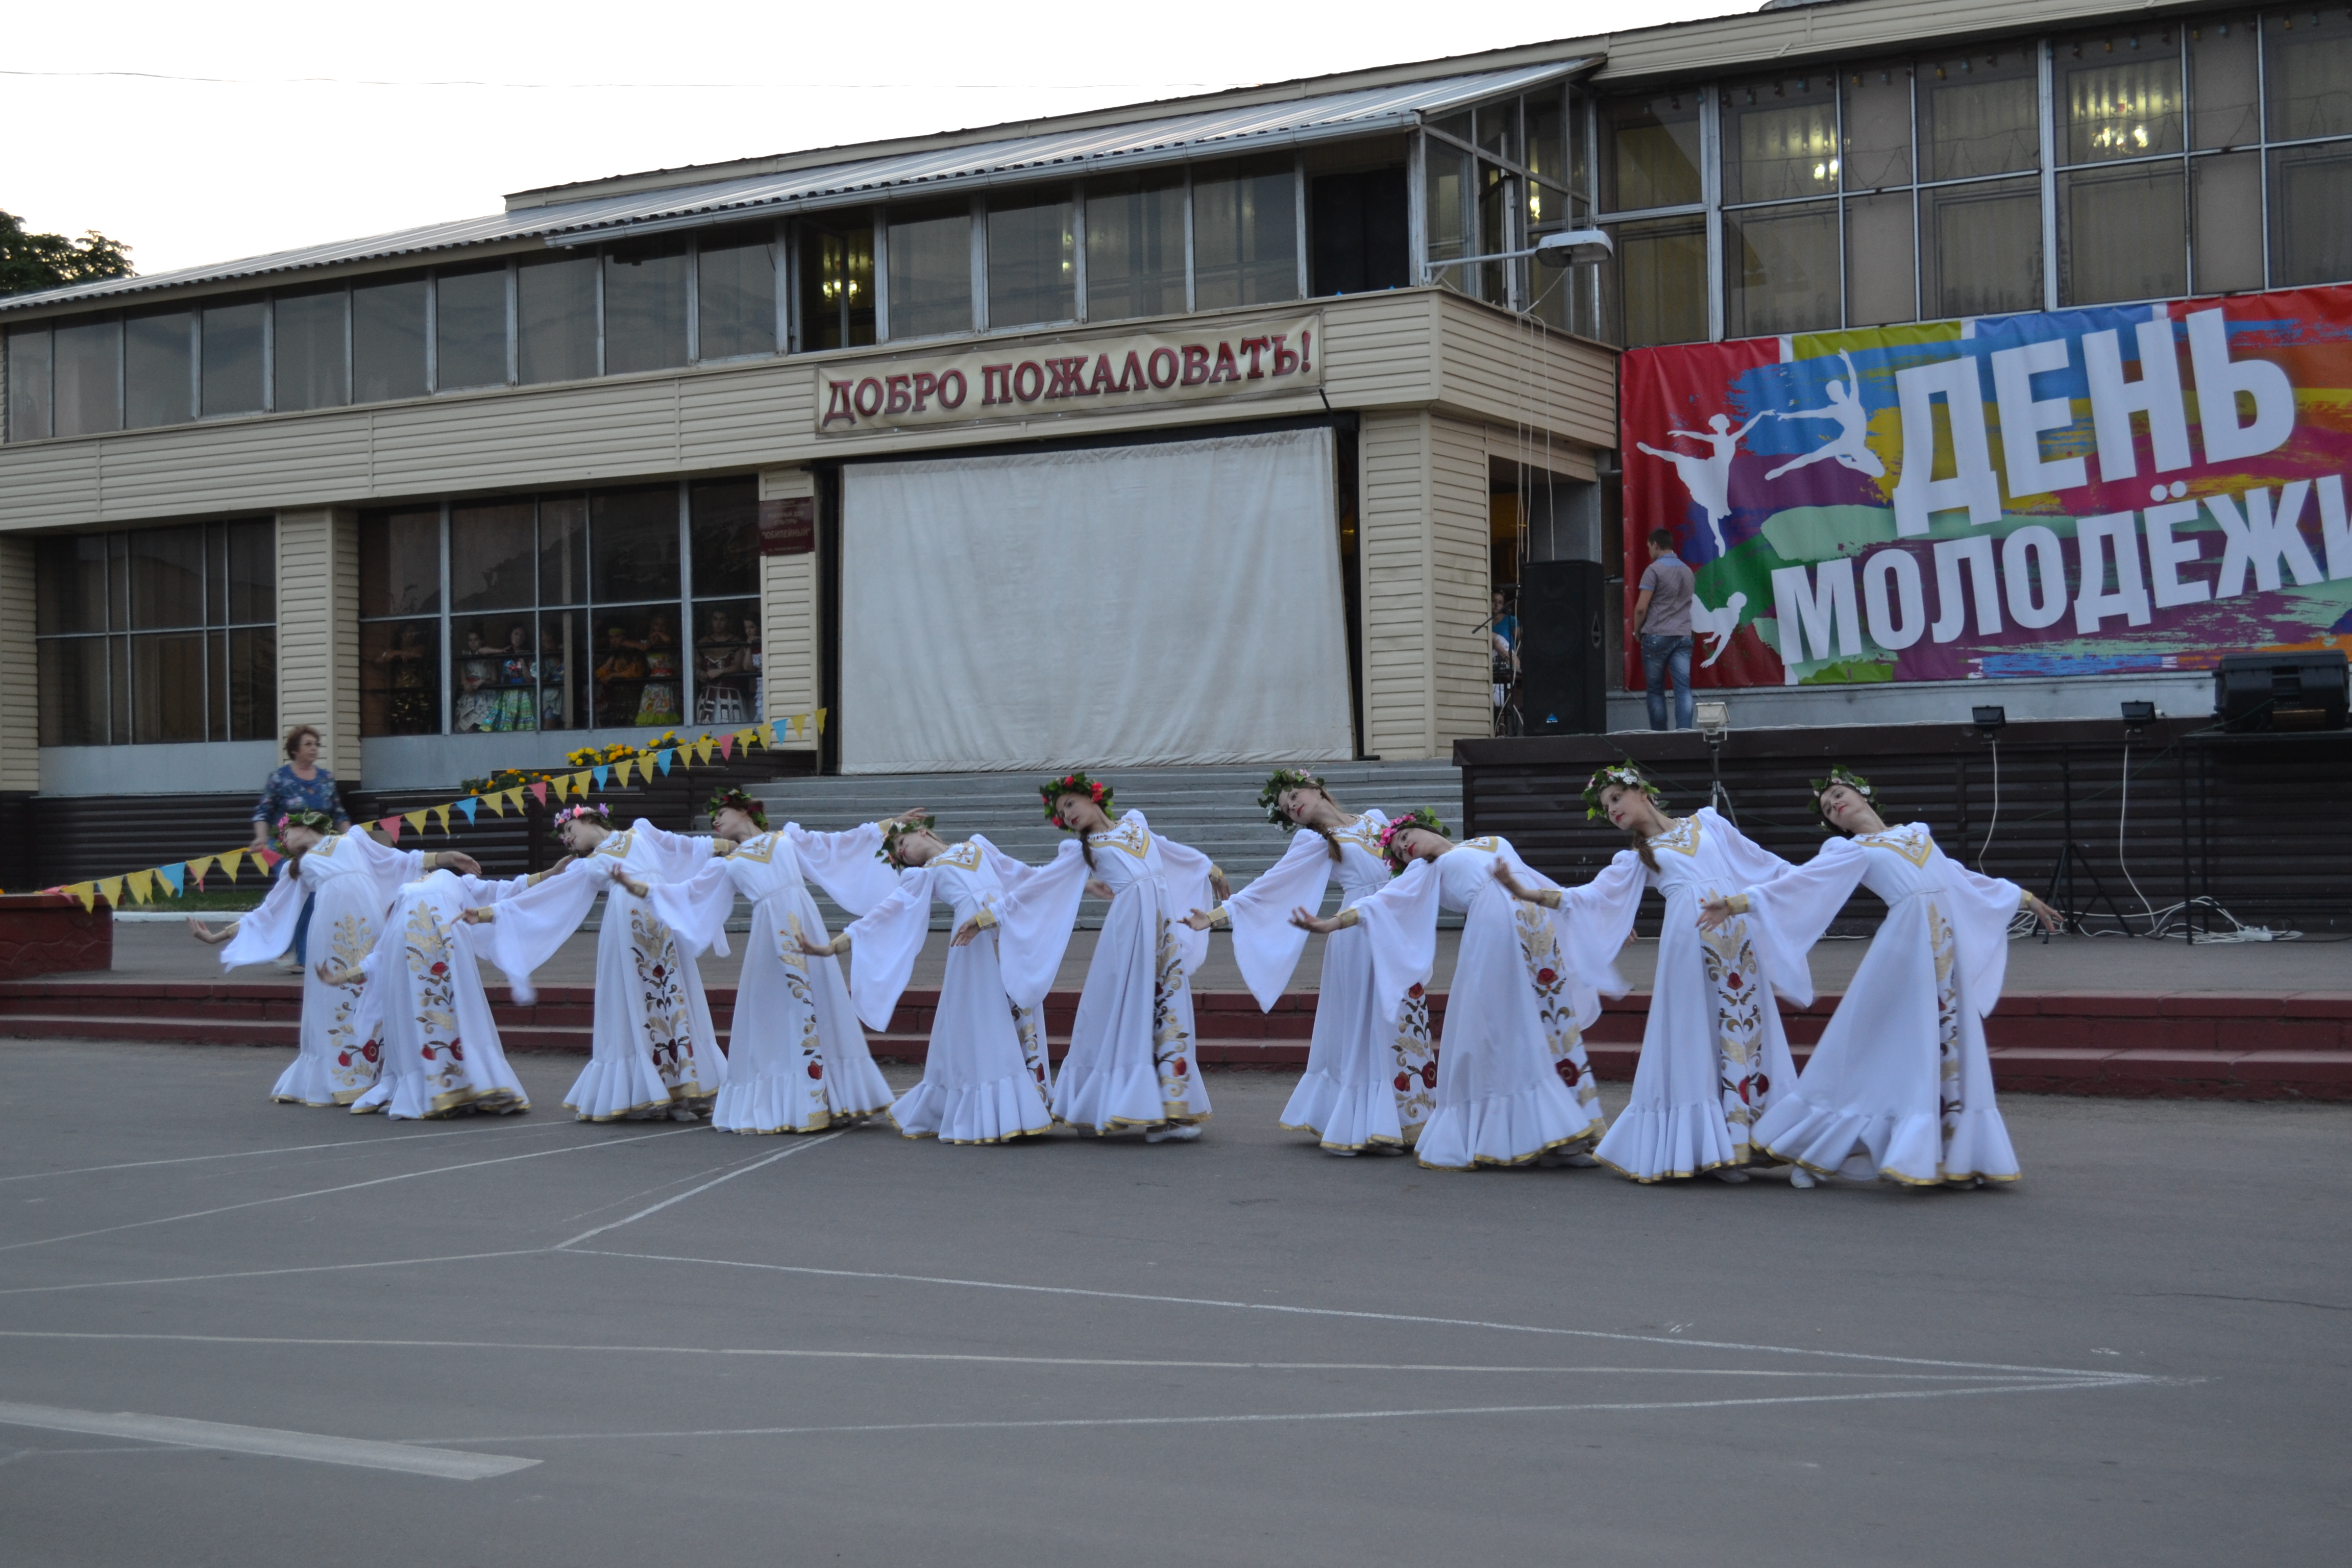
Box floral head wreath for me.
[1257,768,1327,828]
[1040,770,1113,829]
[704,787,767,830]
[876,814,938,864]
[1808,766,1878,832]
[550,802,612,841]
[1582,762,1661,821]
[276,809,334,834]
[1374,807,1450,873]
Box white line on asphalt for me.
[553,1132,844,1250]
[0,1401,538,1480]
[571,1249,2131,1382]
[418,1377,2159,1447]
[0,1118,570,1185]
[0,1126,701,1255]
[0,1331,2089,1381]
[0,1250,550,1298]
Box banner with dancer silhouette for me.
[1620,283,2352,690]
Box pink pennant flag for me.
[252,848,282,871]
[381,815,403,844]
[530,780,549,806]
[718,733,736,760]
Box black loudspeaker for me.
[2214,650,2349,732]
[1517,559,1608,734]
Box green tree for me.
[0,210,134,297]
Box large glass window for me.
[1725,201,1841,336]
[435,264,509,390]
[696,226,777,360]
[1192,156,1299,311]
[200,299,265,418]
[358,480,756,739]
[1722,77,1844,335]
[1085,174,1187,320]
[887,204,974,339]
[604,237,690,373]
[987,192,1075,328]
[517,254,597,385]
[1607,215,1708,348]
[124,309,191,429]
[1600,94,1704,211]
[796,220,876,352]
[53,317,121,437]
[273,286,348,412]
[1920,50,2042,179]
[353,273,428,402]
[6,326,52,441]
[35,520,275,747]
[1423,135,1475,294]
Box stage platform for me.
[6,923,2343,1101]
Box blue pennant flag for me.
[456,797,479,825]
[655,748,674,776]
[592,765,609,789]
[156,863,185,896]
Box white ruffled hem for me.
[1753,1097,2019,1185]
[713,1064,893,1135]
[562,1053,712,1123]
[889,1072,1054,1144]
[1053,1058,1205,1133]
[1592,1100,1744,1183]
[350,1067,528,1121]
[1415,1082,1602,1170]
[1281,1069,1415,1152]
[268,1054,345,1107]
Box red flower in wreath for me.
[1536,967,1557,986]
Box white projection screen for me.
[839,428,1353,773]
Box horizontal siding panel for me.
[0,445,100,528]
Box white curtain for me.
[840,428,1354,773]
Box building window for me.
[696,225,778,360]
[1721,76,1844,336]
[987,191,1075,329]
[1084,173,1187,321]
[200,298,266,418]
[604,236,691,374]
[357,478,758,739]
[273,285,349,411]
[125,308,192,429]
[6,325,52,441]
[1597,90,1709,347]
[886,203,975,339]
[518,253,598,385]
[796,220,876,351]
[1192,155,1300,311]
[435,264,510,391]
[35,520,276,747]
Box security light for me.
[1534,229,1614,268]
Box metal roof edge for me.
[1592,0,2195,83]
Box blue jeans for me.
[292,892,315,965]
[1641,633,1695,730]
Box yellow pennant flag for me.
[790,713,805,739]
[816,707,828,735]
[66,881,96,912]
[219,849,246,883]
[404,810,427,835]
[126,869,156,904]
[549,774,570,801]
[185,855,215,883]
[567,770,589,799]
[484,792,506,818]
[758,722,777,747]
[504,788,525,816]
[97,876,124,906]
[696,737,715,766]
[433,804,452,835]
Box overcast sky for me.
[8,0,1741,278]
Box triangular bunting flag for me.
[655,748,673,776]
[571,771,593,798]
[718,733,736,761]
[219,849,246,882]
[405,810,427,834]
[761,722,777,747]
[185,855,214,883]
[816,707,828,735]
[503,788,525,816]
[433,804,451,835]
[484,791,506,818]
[546,774,568,801]
[254,848,282,871]
[617,757,638,787]
[380,815,403,844]
[67,882,95,912]
[126,869,156,903]
[97,876,124,906]
[157,864,186,896]
[694,737,714,766]
[591,765,609,790]
[457,796,480,824]
[529,780,548,806]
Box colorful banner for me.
[1621,284,2352,689]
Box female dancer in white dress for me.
[804,815,1083,1144]
[189,813,477,1106]
[323,866,545,1119]
[1492,763,1798,1184]
[1183,770,1435,1154]
[477,803,728,1123]
[1291,810,1606,1170]
[1698,768,2057,1188]
[650,787,903,1135]
[1028,772,1227,1143]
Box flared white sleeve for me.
[474,859,603,983]
[1350,860,1442,1024]
[336,826,427,905]
[1147,822,1218,978]
[992,840,1089,1011]
[1940,851,2026,1016]
[1736,836,1871,1008]
[782,822,899,916]
[626,820,719,884]
[972,835,1050,898]
[843,867,938,1033]
[215,870,306,969]
[1555,851,1648,999]
[647,859,739,959]
[1695,807,1794,891]
[1219,829,1333,1012]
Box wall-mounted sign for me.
[813,314,1323,435]
[758,497,816,555]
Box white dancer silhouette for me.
[1764,351,1886,482]
[1689,590,1747,667]
[1637,411,1766,556]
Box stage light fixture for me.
[1972,705,2007,733]
[1694,700,1729,734]
[2120,700,2157,729]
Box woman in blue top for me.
[252,725,351,970]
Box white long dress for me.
[348,870,534,1120]
[478,820,728,1122]
[1567,807,1800,1182]
[1217,813,1440,1152]
[650,823,902,1134]
[218,828,423,1106]
[1734,823,2026,1185]
[844,837,1084,1144]
[1012,810,1217,1135]
[1350,838,1607,1170]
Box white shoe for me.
[1708,1167,1750,1184]
[1144,1124,1202,1144]
[670,1106,702,1123]
[1563,1152,1600,1168]
[272,955,303,974]
[1789,1168,1817,1189]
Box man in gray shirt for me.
[1633,528,1696,730]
